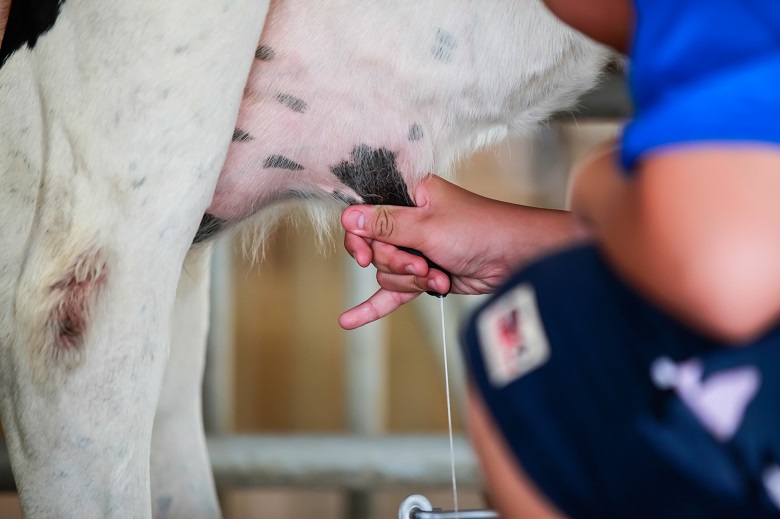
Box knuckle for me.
[372,207,396,240]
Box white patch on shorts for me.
[650,357,760,442]
[763,465,780,510]
[478,284,550,388]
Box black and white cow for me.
[0,0,607,516]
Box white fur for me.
[0,0,268,517]
[210,0,609,245]
[0,0,607,517]
[151,246,220,518]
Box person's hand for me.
[339,175,577,329]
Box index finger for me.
[338,288,420,329]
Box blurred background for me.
[221,119,622,519]
[0,68,627,518]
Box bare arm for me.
[572,144,780,343]
[541,0,633,53]
[467,388,564,518]
[0,0,10,47]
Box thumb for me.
[341,204,425,249]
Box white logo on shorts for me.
[763,465,780,510]
[650,357,760,442]
[478,284,550,388]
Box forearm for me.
[1,0,10,46]
[541,0,632,52]
[440,187,583,288]
[500,204,582,271]
[588,146,780,343]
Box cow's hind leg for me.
[0,0,268,516]
[1,235,181,518]
[151,246,220,519]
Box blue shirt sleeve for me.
[621,1,780,171]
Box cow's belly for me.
[204,0,609,236]
[207,82,429,221]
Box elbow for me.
[692,295,776,344]
[677,251,780,344]
[625,145,780,344]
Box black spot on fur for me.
[1,0,63,67]
[232,128,254,142]
[193,213,226,245]
[408,123,424,142]
[431,29,457,63]
[330,145,413,207]
[255,45,275,61]
[264,155,304,171]
[277,93,308,113]
[332,191,360,206]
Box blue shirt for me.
[621,1,780,170]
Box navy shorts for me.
[463,244,780,519]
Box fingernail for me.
[405,264,417,275]
[346,210,366,230]
[428,279,438,292]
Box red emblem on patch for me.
[478,284,550,387]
